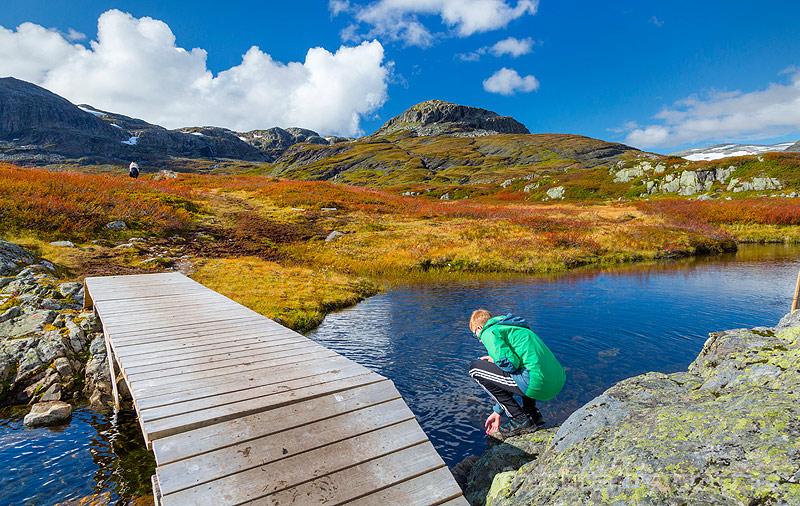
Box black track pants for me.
[468,359,541,420]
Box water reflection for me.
[0,406,154,506]
[307,244,800,467]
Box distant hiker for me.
[468,309,566,437]
[128,161,139,179]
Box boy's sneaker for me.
[497,415,537,438]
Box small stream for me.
[1,244,798,503]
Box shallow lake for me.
[1,244,799,503]
[306,244,800,467]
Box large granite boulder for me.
[23,401,72,426]
[465,314,800,505]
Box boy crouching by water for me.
[469,309,566,437]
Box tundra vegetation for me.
[3,154,800,330]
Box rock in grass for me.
[104,220,128,231]
[49,241,75,248]
[325,231,344,242]
[23,401,72,427]
[0,238,36,274]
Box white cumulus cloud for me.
[625,70,800,149]
[335,0,538,47]
[0,10,390,136]
[490,36,534,57]
[483,67,539,95]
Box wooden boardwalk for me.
[84,272,468,506]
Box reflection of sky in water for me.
[0,407,153,506]
[307,244,800,467]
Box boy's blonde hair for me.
[470,309,492,334]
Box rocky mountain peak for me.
[373,99,530,138]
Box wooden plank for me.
[142,372,383,440]
[152,380,400,465]
[331,466,464,506]
[125,346,335,388]
[108,323,289,350]
[127,349,341,400]
[138,360,370,420]
[106,316,286,341]
[93,291,231,310]
[159,420,429,506]
[156,397,416,495]
[96,305,258,326]
[244,444,447,505]
[119,335,308,368]
[109,326,293,352]
[133,353,355,410]
[122,340,322,376]
[100,314,265,336]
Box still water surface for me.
[306,244,800,467]
[0,244,799,504]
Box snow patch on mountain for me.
[671,142,796,161]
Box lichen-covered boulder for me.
[465,429,556,506]
[467,314,800,506]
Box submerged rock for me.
[23,400,72,426]
[465,313,800,506]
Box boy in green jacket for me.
[469,309,566,436]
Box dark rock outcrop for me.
[238,127,334,158]
[463,315,800,505]
[373,100,530,138]
[0,78,269,163]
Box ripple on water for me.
[0,406,154,506]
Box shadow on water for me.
[0,404,154,506]
[306,243,800,467]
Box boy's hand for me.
[480,355,494,363]
[485,412,501,434]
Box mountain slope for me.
[0,78,269,163]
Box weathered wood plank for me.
[326,465,464,506]
[95,305,257,327]
[119,335,308,368]
[126,349,341,400]
[100,314,266,337]
[133,353,355,410]
[122,340,323,376]
[159,420,430,506]
[156,397,415,495]
[138,360,370,421]
[111,328,292,351]
[107,316,285,341]
[151,380,400,465]
[241,442,449,505]
[142,372,383,440]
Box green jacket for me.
[478,314,566,401]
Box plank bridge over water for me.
[84,272,467,506]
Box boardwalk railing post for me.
[104,331,121,410]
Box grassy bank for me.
[3,163,800,331]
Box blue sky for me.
[2,1,800,153]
